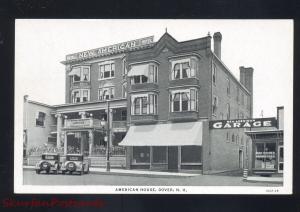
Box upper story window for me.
[98,87,115,100]
[226,103,230,120]
[69,66,90,82]
[241,92,245,105]
[212,95,219,115]
[170,88,198,112]
[131,93,158,115]
[212,63,217,85]
[35,111,46,127]
[122,82,127,98]
[226,77,230,95]
[99,61,115,80]
[128,63,158,84]
[236,86,240,103]
[71,89,90,103]
[170,57,197,80]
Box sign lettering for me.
[66,36,154,62]
[209,118,277,129]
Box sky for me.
[15,19,293,118]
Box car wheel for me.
[46,169,50,174]
[36,170,40,174]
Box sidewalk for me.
[23,166,200,178]
[246,176,283,184]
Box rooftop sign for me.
[66,36,154,62]
[209,118,277,129]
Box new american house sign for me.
[209,118,277,129]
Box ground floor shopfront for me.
[120,121,207,172]
[246,130,283,175]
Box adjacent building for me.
[23,32,255,173]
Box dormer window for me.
[68,66,90,82]
[170,57,197,80]
[128,63,158,84]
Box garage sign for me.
[209,118,277,129]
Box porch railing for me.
[27,146,64,156]
[91,145,126,156]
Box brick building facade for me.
[23,32,254,173]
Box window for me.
[122,82,127,98]
[212,63,217,85]
[236,135,239,144]
[123,58,127,76]
[241,136,244,145]
[98,87,115,100]
[131,94,158,115]
[254,142,276,169]
[181,146,202,163]
[232,134,235,143]
[36,112,46,127]
[241,92,244,105]
[237,86,240,102]
[152,147,167,163]
[71,89,90,103]
[226,132,229,141]
[170,89,198,112]
[130,63,158,84]
[70,66,90,82]
[171,58,196,80]
[121,109,127,121]
[133,147,150,163]
[226,77,230,95]
[212,96,218,115]
[226,103,230,120]
[99,61,115,79]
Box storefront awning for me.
[119,121,203,146]
[68,68,81,76]
[127,64,149,77]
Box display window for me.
[132,147,150,164]
[254,142,276,169]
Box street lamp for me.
[100,101,111,172]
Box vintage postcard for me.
[14,19,293,194]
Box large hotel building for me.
[23,32,257,173]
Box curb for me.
[23,166,197,178]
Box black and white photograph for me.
[14,19,293,194]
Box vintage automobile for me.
[35,153,61,174]
[61,154,90,175]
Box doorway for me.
[278,146,283,173]
[239,150,244,169]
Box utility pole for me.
[106,100,111,172]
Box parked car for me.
[35,153,61,174]
[61,154,90,175]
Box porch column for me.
[64,132,67,155]
[88,130,94,156]
[55,114,63,148]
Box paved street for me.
[23,169,281,186]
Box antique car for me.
[35,153,61,174]
[61,154,90,175]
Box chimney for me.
[213,32,222,59]
[239,66,253,93]
[240,66,254,117]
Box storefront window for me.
[254,142,276,169]
[152,147,167,163]
[181,146,202,163]
[133,147,150,163]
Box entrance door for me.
[168,146,178,171]
[278,146,283,173]
[239,150,244,169]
